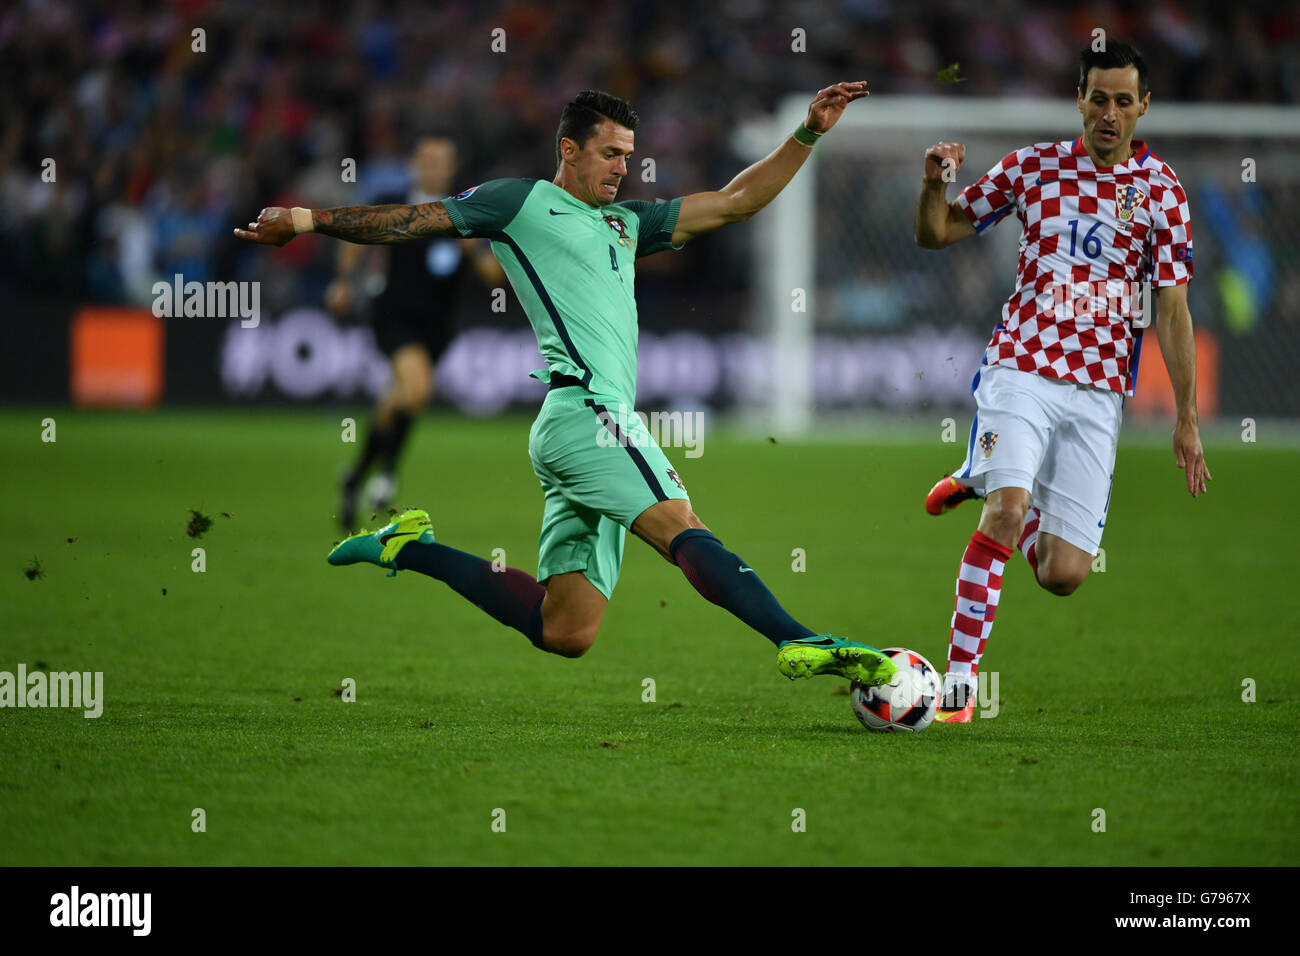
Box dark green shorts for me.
[528,387,690,598]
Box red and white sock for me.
[944,530,1014,698]
[1019,506,1041,575]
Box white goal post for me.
[736,96,1300,436]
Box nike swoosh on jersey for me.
[967,604,988,615]
[548,209,571,215]
[738,565,754,573]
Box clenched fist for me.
[923,141,966,183]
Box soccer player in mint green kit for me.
[234,83,895,687]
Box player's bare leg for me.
[631,499,895,685]
[629,497,708,559]
[1032,533,1092,596]
[370,343,434,505]
[384,343,435,424]
[340,343,433,528]
[976,486,1030,549]
[329,510,609,658]
[539,571,607,658]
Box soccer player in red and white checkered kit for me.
[914,42,1212,722]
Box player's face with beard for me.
[573,120,634,206]
[1077,66,1150,164]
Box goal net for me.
[739,95,1300,436]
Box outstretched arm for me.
[914,141,977,249]
[1156,282,1211,498]
[234,202,460,246]
[670,80,869,245]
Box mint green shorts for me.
[528,387,690,598]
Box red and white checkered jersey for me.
[955,137,1193,394]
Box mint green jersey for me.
[441,179,683,406]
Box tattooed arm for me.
[313,203,459,243]
[234,202,459,246]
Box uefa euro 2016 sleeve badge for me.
[1115,185,1147,232]
[979,430,998,458]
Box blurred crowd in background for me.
[1,0,1297,328]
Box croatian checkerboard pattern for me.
[956,138,1192,395]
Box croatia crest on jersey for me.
[1116,184,1146,224]
[979,430,998,458]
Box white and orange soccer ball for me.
[850,648,941,733]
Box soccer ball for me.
[850,648,941,733]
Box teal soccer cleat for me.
[776,635,898,686]
[327,508,435,577]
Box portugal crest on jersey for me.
[1115,184,1146,223]
[604,214,632,247]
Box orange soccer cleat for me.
[933,681,978,723]
[925,475,979,516]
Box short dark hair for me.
[1078,41,1148,99]
[555,91,638,165]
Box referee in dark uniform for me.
[328,135,502,529]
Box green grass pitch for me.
[1,408,1296,865]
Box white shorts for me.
[954,364,1122,554]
